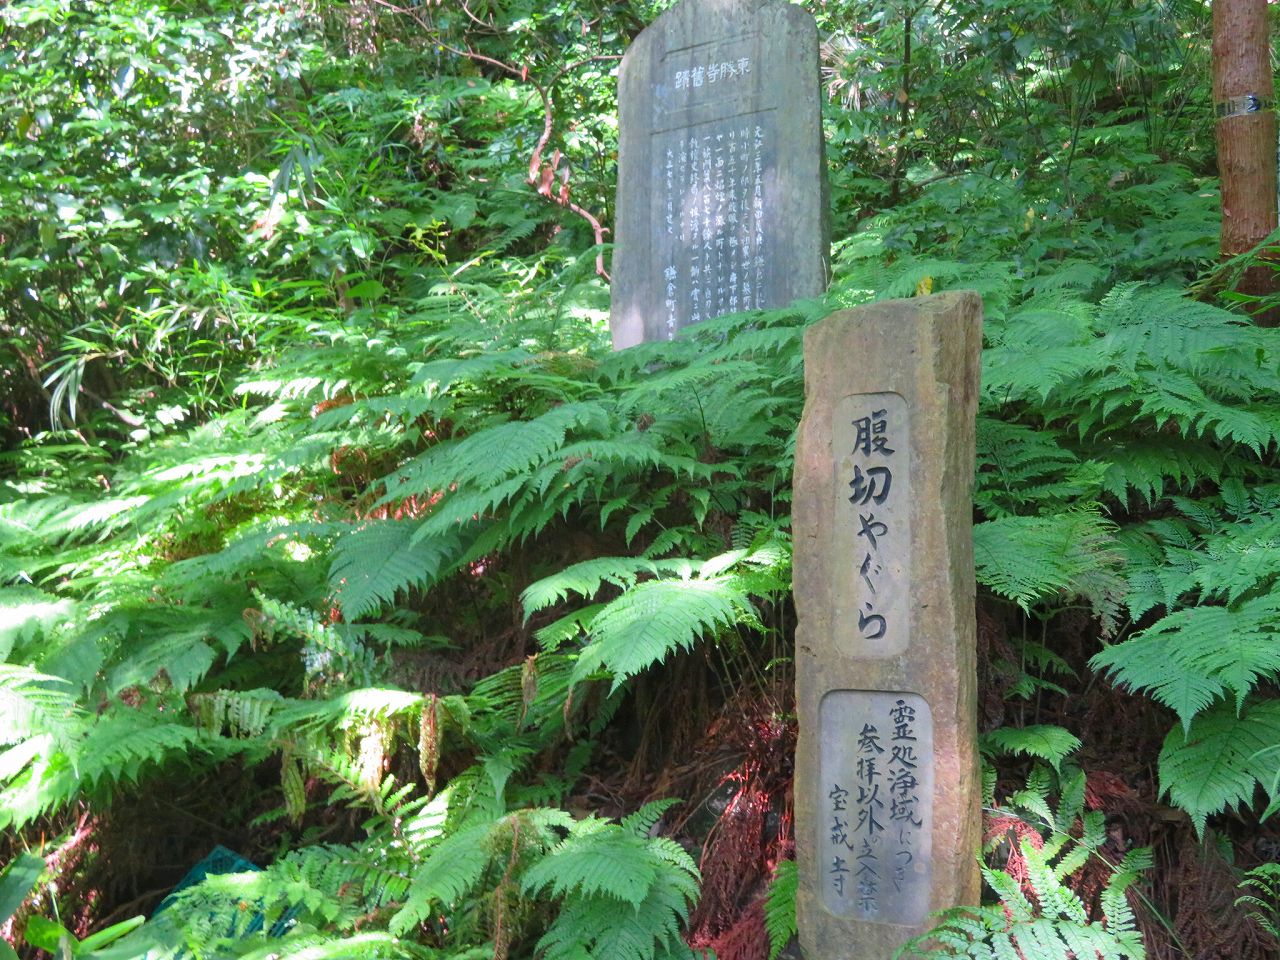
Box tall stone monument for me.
[610,0,829,350]
[794,292,983,957]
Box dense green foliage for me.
[3,0,1280,958]
[898,770,1151,959]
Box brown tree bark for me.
[1213,0,1278,324]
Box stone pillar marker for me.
[610,0,829,350]
[794,292,983,958]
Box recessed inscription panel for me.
[832,393,910,658]
[819,690,933,924]
[651,112,775,335]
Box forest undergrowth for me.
[3,1,1280,959]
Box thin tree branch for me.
[460,0,495,31]
[369,0,614,279]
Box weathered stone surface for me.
[610,0,829,350]
[794,292,983,958]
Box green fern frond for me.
[1097,439,1228,505]
[1157,698,1280,835]
[189,688,283,738]
[975,419,1089,519]
[0,709,212,827]
[1102,847,1153,937]
[75,712,202,788]
[409,476,528,541]
[489,216,542,256]
[1092,593,1280,728]
[980,726,1082,773]
[283,843,414,912]
[330,520,461,620]
[161,519,338,591]
[1097,284,1270,378]
[521,557,665,619]
[897,835,1146,960]
[573,576,749,689]
[622,799,681,838]
[390,821,494,935]
[555,435,698,478]
[386,401,606,502]
[521,824,658,907]
[1236,863,1280,939]
[1094,635,1222,728]
[0,664,82,746]
[0,587,76,655]
[254,592,375,684]
[534,605,603,652]
[875,257,977,301]
[1026,259,1107,295]
[239,931,413,960]
[1188,516,1280,604]
[974,507,1125,632]
[406,349,533,395]
[533,827,699,960]
[710,323,805,359]
[983,336,1100,405]
[270,688,423,738]
[106,629,217,695]
[468,653,575,733]
[765,860,797,960]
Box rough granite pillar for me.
[794,292,983,958]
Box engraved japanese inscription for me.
[655,117,770,332]
[650,33,771,331]
[610,0,828,349]
[833,395,910,659]
[819,691,933,925]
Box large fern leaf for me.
[389,821,493,935]
[1157,699,1280,835]
[1091,593,1280,728]
[330,520,460,620]
[533,827,699,960]
[765,860,797,960]
[522,826,657,907]
[522,557,685,618]
[0,665,82,746]
[973,508,1125,632]
[573,577,748,688]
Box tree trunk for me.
[1213,0,1278,324]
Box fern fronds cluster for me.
[2,15,1278,957]
[899,767,1150,960]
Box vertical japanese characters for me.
[887,699,923,897]
[659,118,768,334]
[610,0,827,349]
[848,406,895,649]
[831,394,910,659]
[821,693,931,922]
[797,295,983,950]
[817,393,931,924]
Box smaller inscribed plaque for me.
[818,691,933,925]
[832,394,910,659]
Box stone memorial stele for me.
[609,0,829,350]
[794,292,984,958]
